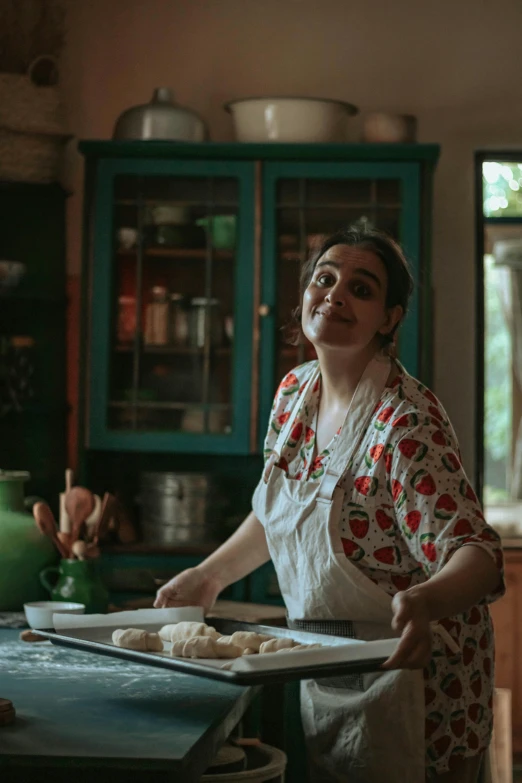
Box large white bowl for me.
[224,97,358,143]
[24,601,85,630]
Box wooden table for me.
[0,628,257,782]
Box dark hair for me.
[287,225,415,352]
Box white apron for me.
[252,354,426,783]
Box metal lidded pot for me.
[138,471,219,545]
[113,88,208,141]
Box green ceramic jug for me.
[0,470,57,610]
[40,558,109,613]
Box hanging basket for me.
[0,126,71,184]
[0,56,70,183]
[0,56,65,134]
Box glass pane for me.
[306,179,372,205]
[376,179,401,205]
[483,221,519,521]
[108,174,237,435]
[483,161,522,217]
[274,177,402,384]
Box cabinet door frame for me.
[88,157,256,454]
[258,160,421,449]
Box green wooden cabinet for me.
[79,142,439,458]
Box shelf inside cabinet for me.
[116,248,234,261]
[108,401,231,410]
[114,343,231,356]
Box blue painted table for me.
[0,628,257,782]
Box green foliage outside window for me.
[483,162,522,217]
[483,254,511,502]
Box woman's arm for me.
[406,543,501,622]
[382,544,502,670]
[197,510,271,590]
[154,511,271,609]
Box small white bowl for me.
[24,601,85,630]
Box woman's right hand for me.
[153,567,222,612]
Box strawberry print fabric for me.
[264,360,505,776]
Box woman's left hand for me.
[381,589,433,670]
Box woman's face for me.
[301,244,403,352]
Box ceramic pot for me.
[40,558,109,614]
[362,112,417,143]
[0,470,56,610]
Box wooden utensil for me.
[71,540,87,561]
[65,468,74,494]
[91,492,115,545]
[33,502,68,559]
[59,467,74,534]
[64,487,94,544]
[84,493,102,542]
[57,531,72,558]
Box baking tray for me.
[35,611,398,686]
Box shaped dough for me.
[276,643,323,652]
[170,636,242,659]
[259,637,296,654]
[217,631,273,653]
[112,628,163,652]
[159,622,221,643]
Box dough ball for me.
[218,631,273,653]
[259,637,296,654]
[213,641,243,659]
[112,628,163,652]
[171,640,188,657]
[145,633,164,652]
[170,636,243,660]
[182,636,218,659]
[159,622,220,643]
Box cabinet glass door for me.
[259,162,421,446]
[89,159,255,453]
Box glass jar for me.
[169,293,189,345]
[189,298,223,348]
[117,295,136,342]
[144,286,169,345]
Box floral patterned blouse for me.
[264,360,505,777]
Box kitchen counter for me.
[0,627,258,782]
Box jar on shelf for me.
[117,295,136,342]
[189,297,223,348]
[169,293,189,345]
[144,286,169,345]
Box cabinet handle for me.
[258,304,271,317]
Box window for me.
[478,155,522,532]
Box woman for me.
[155,227,504,783]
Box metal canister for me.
[138,471,218,544]
[189,298,223,348]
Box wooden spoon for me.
[33,502,68,559]
[64,487,94,544]
[71,540,87,561]
[91,492,115,546]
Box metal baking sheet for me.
[35,615,398,685]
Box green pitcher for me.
[40,558,109,613]
[0,470,57,610]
